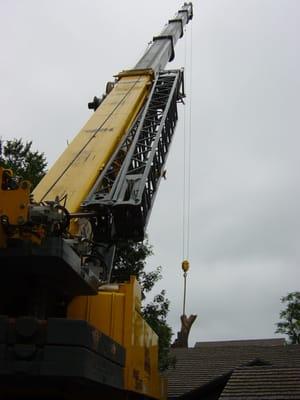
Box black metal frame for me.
[153,35,175,61]
[84,110,144,208]
[85,69,184,241]
[0,317,125,398]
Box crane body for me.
[0,3,193,399]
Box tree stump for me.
[172,314,197,348]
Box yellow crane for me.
[0,3,193,399]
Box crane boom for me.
[85,69,184,242]
[0,4,193,399]
[32,73,152,215]
[135,2,193,72]
[32,2,192,218]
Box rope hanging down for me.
[181,22,193,315]
[172,21,196,350]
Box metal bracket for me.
[84,70,184,242]
[169,18,184,38]
[178,9,191,23]
[153,35,175,62]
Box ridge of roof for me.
[194,338,286,348]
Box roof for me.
[166,341,300,398]
[220,366,300,399]
[194,338,286,347]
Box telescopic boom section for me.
[83,3,193,242]
[33,2,193,225]
[1,4,192,292]
[135,2,193,72]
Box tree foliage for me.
[0,138,47,189]
[276,292,300,344]
[113,240,161,298]
[143,290,175,371]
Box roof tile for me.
[220,366,300,399]
[166,342,300,397]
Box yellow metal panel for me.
[33,74,152,218]
[68,291,126,346]
[89,292,113,337]
[119,276,136,348]
[150,328,159,373]
[0,168,30,226]
[129,311,145,393]
[111,293,126,345]
[67,295,88,320]
[0,224,6,248]
[66,277,163,399]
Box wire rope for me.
[182,23,193,261]
[186,22,193,259]
[182,27,188,260]
[181,20,193,316]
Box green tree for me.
[143,290,175,371]
[113,239,161,298]
[276,292,300,344]
[0,138,47,189]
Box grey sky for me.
[1,0,299,346]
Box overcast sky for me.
[1,0,300,347]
